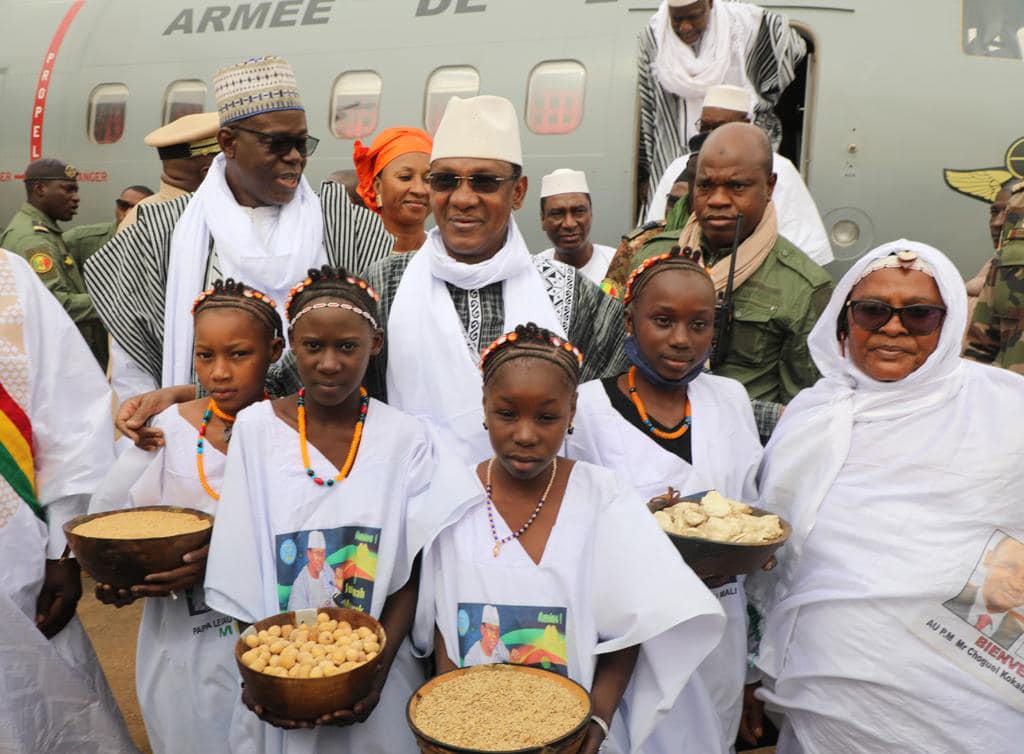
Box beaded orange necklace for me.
[626,366,692,441]
[297,387,369,487]
[196,399,234,500]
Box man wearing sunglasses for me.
[62,186,154,272]
[86,56,342,401]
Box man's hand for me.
[738,682,765,746]
[36,558,82,638]
[94,582,138,607]
[314,688,381,727]
[132,544,209,598]
[116,385,193,449]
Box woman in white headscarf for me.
[750,240,1024,753]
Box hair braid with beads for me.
[284,265,381,330]
[624,246,714,308]
[480,322,584,386]
[191,278,283,338]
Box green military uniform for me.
[0,202,108,367]
[602,194,693,297]
[641,228,833,405]
[964,187,1024,373]
[63,220,116,267]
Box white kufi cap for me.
[430,95,522,166]
[702,84,754,116]
[307,530,326,550]
[541,168,589,198]
[481,604,500,626]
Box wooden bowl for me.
[648,492,791,579]
[236,607,386,724]
[407,664,591,754]
[63,505,214,590]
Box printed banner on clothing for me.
[457,602,569,676]
[274,525,380,614]
[908,529,1024,711]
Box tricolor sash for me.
[0,380,41,521]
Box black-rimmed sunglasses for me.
[845,299,947,336]
[230,124,319,158]
[425,172,518,194]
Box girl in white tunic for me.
[751,241,1024,753]
[205,266,465,754]
[415,323,726,754]
[91,279,285,754]
[566,250,762,752]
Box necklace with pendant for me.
[485,457,558,558]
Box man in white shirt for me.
[463,605,511,665]
[287,530,335,611]
[536,168,616,285]
[945,535,1024,649]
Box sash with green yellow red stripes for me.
[0,380,43,521]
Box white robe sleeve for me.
[109,339,159,404]
[203,411,266,624]
[772,154,833,266]
[10,252,115,558]
[592,476,726,752]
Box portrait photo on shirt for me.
[944,530,1024,651]
[274,525,380,614]
[457,602,568,676]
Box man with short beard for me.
[85,56,337,400]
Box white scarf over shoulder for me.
[650,0,759,100]
[162,153,325,386]
[386,219,563,464]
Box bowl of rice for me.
[407,664,591,753]
[64,505,214,589]
[648,489,790,579]
[236,607,386,724]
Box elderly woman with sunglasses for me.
[748,240,1024,753]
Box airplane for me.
[0,0,1020,277]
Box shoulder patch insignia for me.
[32,224,49,233]
[29,253,54,274]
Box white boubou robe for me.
[751,240,1024,753]
[566,374,762,753]
[205,399,468,754]
[0,251,136,752]
[91,405,237,754]
[413,460,726,754]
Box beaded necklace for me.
[196,400,234,500]
[297,387,369,487]
[626,366,692,440]
[485,456,558,558]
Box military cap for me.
[144,112,221,160]
[24,158,78,182]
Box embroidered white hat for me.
[702,84,753,116]
[430,95,523,166]
[481,604,500,626]
[540,168,590,198]
[213,55,304,126]
[307,530,326,550]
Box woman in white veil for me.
[750,240,1024,753]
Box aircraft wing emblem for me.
[943,168,1013,203]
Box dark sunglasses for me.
[425,172,518,194]
[846,299,947,336]
[115,198,135,211]
[230,124,319,157]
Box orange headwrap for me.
[352,127,433,215]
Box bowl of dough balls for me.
[236,607,386,724]
[64,506,214,590]
[648,489,790,579]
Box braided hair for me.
[624,246,714,308]
[284,265,381,330]
[191,278,283,339]
[479,322,584,387]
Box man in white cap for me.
[637,0,806,213]
[646,84,833,265]
[117,111,222,232]
[287,530,335,611]
[85,55,340,401]
[463,605,511,665]
[536,168,616,284]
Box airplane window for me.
[163,80,208,124]
[424,67,480,135]
[88,83,128,145]
[331,71,382,140]
[963,1,1024,59]
[526,60,586,135]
